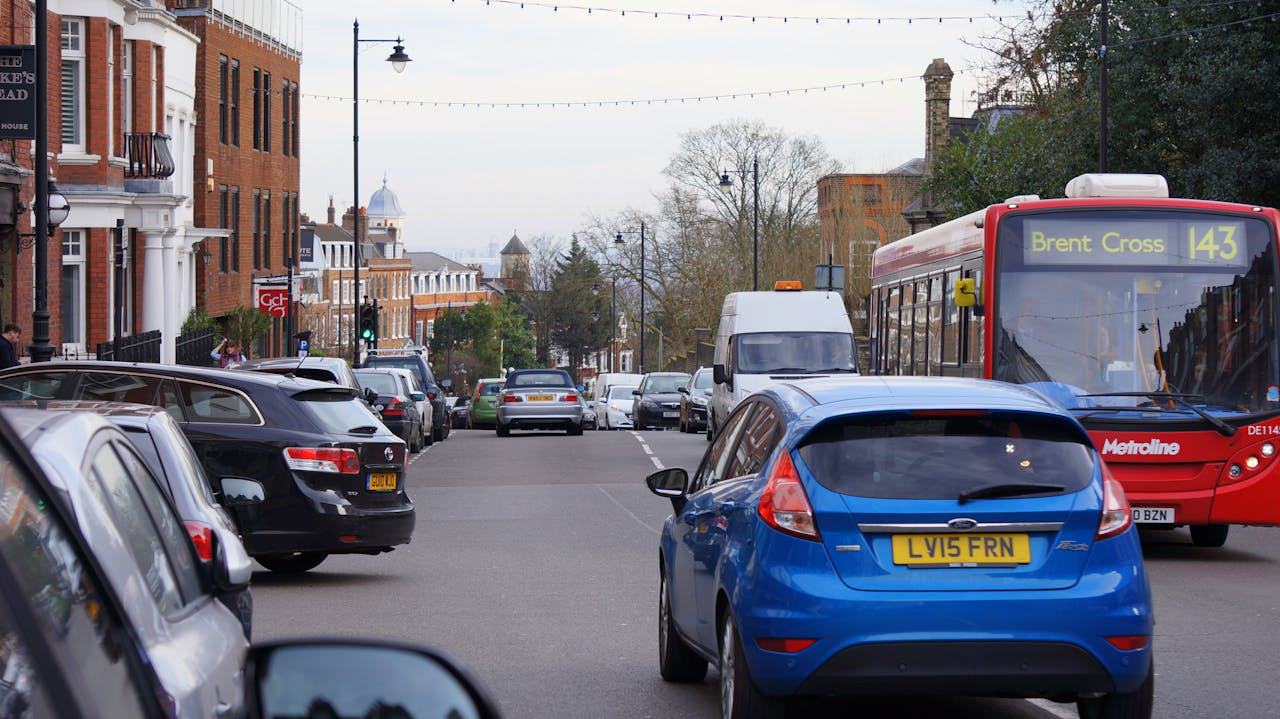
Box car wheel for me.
[1078,663,1153,719]
[255,552,328,574]
[433,422,444,442]
[720,610,785,719]
[568,424,584,436]
[423,426,434,446]
[658,569,707,682]
[1190,524,1229,547]
[706,415,715,442]
[496,424,510,437]
[409,432,422,453]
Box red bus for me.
[868,173,1280,547]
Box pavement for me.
[253,426,1280,719]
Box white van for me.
[594,372,645,430]
[710,286,857,436]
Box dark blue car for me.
[647,376,1153,719]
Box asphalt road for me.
[254,427,1280,719]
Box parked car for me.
[580,397,597,430]
[599,384,637,430]
[469,378,505,429]
[0,408,502,719]
[632,372,692,431]
[238,355,385,420]
[495,369,583,436]
[593,372,644,429]
[0,362,415,574]
[22,401,257,640]
[1,406,250,718]
[448,396,470,429]
[647,377,1153,719]
[364,353,451,442]
[355,368,429,452]
[678,367,713,434]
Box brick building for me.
[169,0,302,357]
[1,0,209,362]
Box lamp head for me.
[718,172,733,194]
[387,41,411,73]
[46,182,70,228]
[614,233,624,246]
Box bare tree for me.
[517,233,564,366]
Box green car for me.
[468,378,505,428]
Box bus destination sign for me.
[1022,218,1249,269]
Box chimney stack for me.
[327,195,336,225]
[923,58,954,173]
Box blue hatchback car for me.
[647,377,1153,719]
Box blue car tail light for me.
[758,451,820,541]
[1096,464,1133,540]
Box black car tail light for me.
[284,447,360,474]
[382,398,405,417]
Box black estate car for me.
[0,362,415,573]
[364,353,451,442]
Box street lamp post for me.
[353,19,410,367]
[615,222,645,373]
[719,156,759,291]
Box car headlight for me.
[691,395,708,406]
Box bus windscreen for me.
[995,210,1279,416]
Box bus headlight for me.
[1228,464,1243,478]
[1262,443,1275,458]
[1245,456,1260,470]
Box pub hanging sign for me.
[0,46,36,140]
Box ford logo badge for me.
[385,447,395,462]
[947,517,978,530]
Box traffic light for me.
[359,304,377,343]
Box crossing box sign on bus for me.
[1021,217,1249,269]
[0,46,36,139]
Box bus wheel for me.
[1190,524,1229,547]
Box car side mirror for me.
[220,477,265,507]
[646,467,688,496]
[713,363,728,386]
[677,387,689,394]
[364,387,379,405]
[440,378,453,389]
[247,640,502,719]
[632,390,642,396]
[412,392,427,402]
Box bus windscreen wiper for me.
[957,482,1066,504]
[1081,392,1236,437]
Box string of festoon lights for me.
[449,0,1021,25]
[299,69,968,110]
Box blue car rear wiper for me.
[1081,392,1236,437]
[957,482,1066,505]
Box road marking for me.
[629,431,640,437]
[642,445,653,455]
[650,456,664,469]
[1027,699,1078,718]
[597,485,660,534]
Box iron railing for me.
[124,132,176,179]
[176,327,217,367]
[96,330,161,363]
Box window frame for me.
[691,402,758,494]
[217,55,228,144]
[251,67,261,150]
[59,17,86,152]
[229,59,240,146]
[60,229,87,351]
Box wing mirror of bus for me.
[953,278,978,308]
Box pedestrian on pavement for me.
[211,337,248,368]
[0,324,21,369]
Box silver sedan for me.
[495,369,584,436]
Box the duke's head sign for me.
[0,46,36,140]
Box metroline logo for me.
[1101,438,1182,456]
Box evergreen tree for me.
[549,238,610,382]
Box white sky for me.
[297,0,1021,254]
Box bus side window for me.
[944,270,961,366]
[964,268,984,367]
[913,280,928,376]
[868,288,879,373]
[927,275,943,375]
[887,285,901,375]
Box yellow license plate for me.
[891,533,1030,566]
[367,473,397,491]
[527,394,554,402]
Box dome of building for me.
[367,175,405,220]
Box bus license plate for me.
[367,473,398,491]
[1131,507,1174,524]
[891,534,1030,566]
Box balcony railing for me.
[124,132,176,179]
